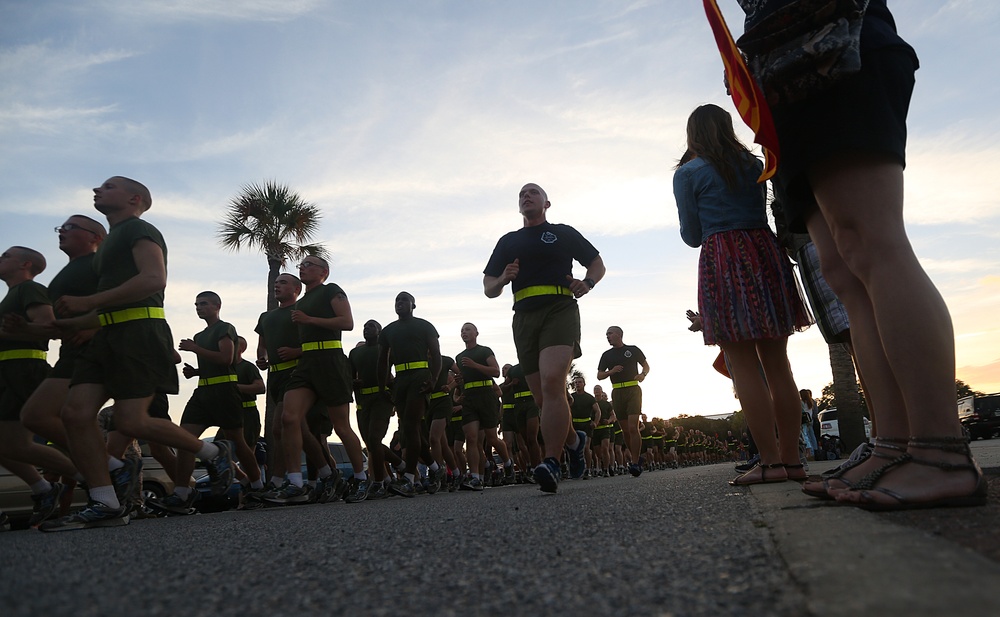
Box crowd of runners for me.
[2,176,724,532]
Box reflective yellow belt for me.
[98,306,166,327]
[514,391,533,399]
[451,415,462,422]
[572,417,592,424]
[613,380,639,389]
[614,428,623,435]
[394,361,428,372]
[513,285,572,303]
[597,424,614,430]
[301,340,342,352]
[198,374,238,387]
[502,404,515,410]
[242,401,257,408]
[430,391,449,400]
[268,360,298,372]
[0,349,47,361]
[464,380,492,389]
[360,386,384,395]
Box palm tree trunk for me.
[266,255,281,311]
[829,342,865,451]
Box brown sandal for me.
[784,464,808,482]
[729,462,786,486]
[801,437,907,500]
[841,436,988,511]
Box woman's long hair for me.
[683,104,756,192]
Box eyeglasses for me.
[298,261,322,269]
[54,223,98,235]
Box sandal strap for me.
[872,437,908,451]
[851,453,912,491]
[908,436,971,455]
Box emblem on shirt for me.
[624,350,632,358]
[541,231,557,244]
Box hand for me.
[637,373,646,383]
[55,295,93,316]
[460,357,475,368]
[182,363,197,379]
[502,259,519,284]
[68,329,96,347]
[686,309,702,332]
[418,380,433,394]
[290,310,311,325]
[255,357,269,370]
[276,346,297,360]
[566,275,590,298]
[178,338,198,352]
[1,313,27,335]
[613,365,624,374]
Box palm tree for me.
[217,181,328,310]
[828,342,867,451]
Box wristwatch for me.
[583,277,596,289]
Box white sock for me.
[107,456,125,471]
[251,479,264,489]
[197,442,220,460]
[269,476,283,488]
[429,462,439,472]
[354,471,367,481]
[90,485,120,509]
[318,465,333,479]
[471,473,481,480]
[287,472,303,488]
[567,434,580,449]
[30,479,52,495]
[405,473,415,483]
[175,487,193,498]
[505,459,513,468]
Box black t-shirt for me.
[484,221,599,311]
[598,345,647,384]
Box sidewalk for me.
[747,441,1000,617]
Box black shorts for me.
[448,412,465,444]
[611,385,642,416]
[0,359,49,422]
[427,392,453,421]
[51,343,86,379]
[285,350,352,407]
[180,384,243,430]
[72,319,178,399]
[772,48,917,231]
[462,391,499,429]
[512,299,581,374]
[307,402,333,437]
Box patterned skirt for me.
[697,228,812,346]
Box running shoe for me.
[344,478,369,503]
[460,476,484,491]
[110,457,143,504]
[389,477,417,498]
[566,430,588,479]
[367,481,389,500]
[239,486,268,510]
[533,457,561,493]
[263,481,312,505]
[628,463,642,477]
[503,464,515,485]
[204,440,235,496]
[29,482,68,527]
[317,470,342,504]
[448,473,461,492]
[735,454,760,473]
[428,467,446,495]
[148,491,197,515]
[38,500,129,532]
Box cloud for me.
[101,0,325,23]
[905,132,1000,225]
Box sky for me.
[2,1,999,440]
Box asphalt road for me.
[5,441,999,617]
[1,462,808,617]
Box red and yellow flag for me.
[702,0,779,182]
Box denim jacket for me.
[673,156,768,248]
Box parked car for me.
[958,393,1000,440]
[818,408,871,440]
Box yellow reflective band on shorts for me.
[301,340,342,351]
[430,392,448,400]
[394,361,429,371]
[360,386,384,395]
[514,391,533,398]
[268,360,298,372]
[572,417,591,423]
[0,349,47,361]
[198,374,238,386]
[242,401,257,408]
[451,415,462,422]
[502,404,514,409]
[597,424,614,430]
[98,306,166,327]
[512,285,572,303]
[464,380,492,389]
[613,380,639,389]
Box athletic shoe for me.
[239,486,268,510]
[29,482,68,526]
[367,481,389,500]
[428,467,446,494]
[448,473,461,492]
[460,476,484,491]
[533,457,561,493]
[389,477,417,498]
[204,440,235,496]
[344,478,369,503]
[735,454,760,473]
[628,463,642,477]
[581,469,591,480]
[317,470,342,504]
[503,464,515,485]
[263,481,312,505]
[148,491,197,515]
[566,430,588,479]
[110,457,143,505]
[38,500,129,532]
